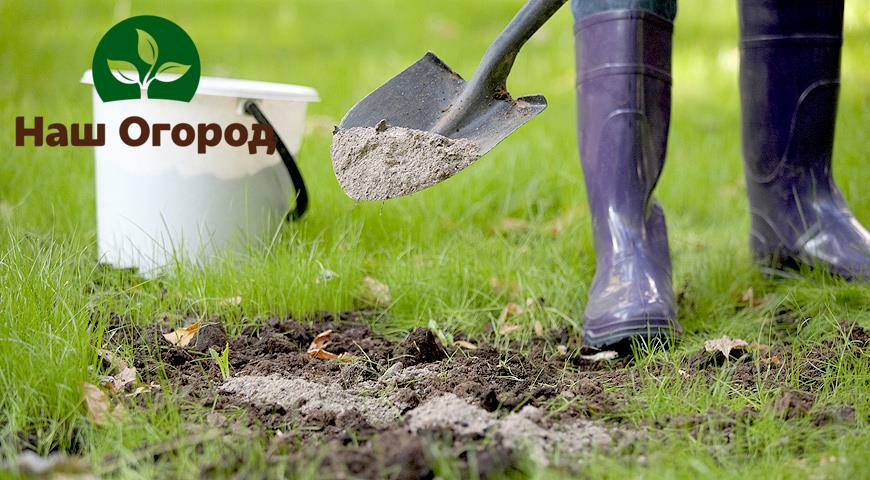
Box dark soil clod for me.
[192,322,228,352]
[400,327,446,365]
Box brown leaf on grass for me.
[362,276,391,306]
[97,349,137,394]
[497,303,524,324]
[763,354,782,366]
[82,383,108,424]
[704,335,749,358]
[163,321,201,347]
[112,366,137,393]
[454,340,478,350]
[126,382,160,398]
[306,329,341,360]
[499,323,521,335]
[533,320,544,338]
[82,382,123,426]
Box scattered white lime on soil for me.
[220,373,632,466]
[331,124,480,200]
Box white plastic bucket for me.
[81,71,319,275]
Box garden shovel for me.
[334,0,567,198]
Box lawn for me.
[1,0,869,478]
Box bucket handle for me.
[243,101,308,220]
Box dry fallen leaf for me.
[82,382,124,426]
[579,351,619,362]
[163,321,201,347]
[760,354,783,366]
[454,340,478,350]
[306,329,342,360]
[126,382,160,398]
[309,329,332,349]
[112,366,137,393]
[499,323,521,335]
[362,276,391,306]
[97,349,137,394]
[308,349,338,360]
[497,303,524,323]
[704,335,749,358]
[533,320,544,338]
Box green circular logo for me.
[92,15,200,102]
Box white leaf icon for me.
[106,60,140,85]
[152,62,191,83]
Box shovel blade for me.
[338,52,546,155]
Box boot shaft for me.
[738,0,843,185]
[575,10,673,256]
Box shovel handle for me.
[433,0,567,135]
[474,0,567,91]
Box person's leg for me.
[573,0,682,349]
[739,0,870,281]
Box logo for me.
[92,15,200,102]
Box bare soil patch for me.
[97,314,866,478]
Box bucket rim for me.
[81,70,319,103]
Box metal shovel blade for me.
[333,0,565,200]
[338,51,547,156]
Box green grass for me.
[1,0,869,478]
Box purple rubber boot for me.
[739,0,870,281]
[575,10,682,350]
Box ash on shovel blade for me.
[331,121,480,201]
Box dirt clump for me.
[400,327,447,365]
[192,322,228,352]
[774,389,816,419]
